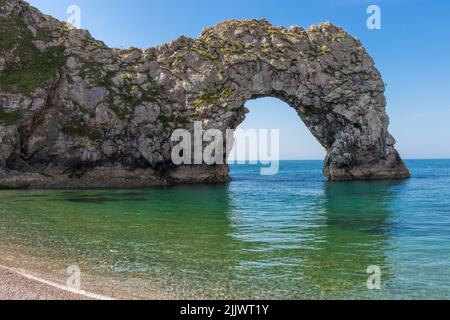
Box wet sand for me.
[0,266,102,300]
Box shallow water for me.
[0,160,449,299]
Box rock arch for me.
[0,0,409,187]
[173,20,410,182]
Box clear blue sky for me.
[27,0,450,159]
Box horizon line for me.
[229,158,450,161]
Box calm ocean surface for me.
[0,160,449,299]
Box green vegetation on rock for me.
[192,47,219,61]
[36,28,53,42]
[318,45,331,54]
[118,79,161,109]
[79,61,106,80]
[0,105,21,125]
[158,114,174,128]
[158,114,189,128]
[110,105,132,120]
[265,26,306,42]
[61,119,102,140]
[0,17,66,96]
[79,60,117,89]
[219,39,253,56]
[193,88,233,107]
[98,70,116,87]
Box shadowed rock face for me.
[0,0,409,188]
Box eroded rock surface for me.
[0,0,409,188]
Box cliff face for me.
[0,0,409,188]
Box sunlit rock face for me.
[0,0,409,188]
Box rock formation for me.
[0,0,409,188]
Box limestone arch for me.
[0,1,409,187]
[182,20,410,181]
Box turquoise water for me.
[0,160,449,299]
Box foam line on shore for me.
[1,265,114,300]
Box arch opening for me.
[228,97,325,166]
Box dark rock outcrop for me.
[0,0,409,188]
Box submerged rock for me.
[0,0,409,188]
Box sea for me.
[0,160,449,299]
